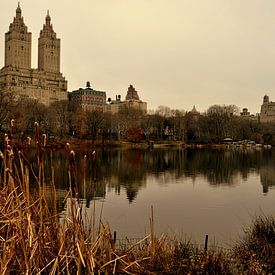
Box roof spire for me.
[16,2,22,17]
[190,105,199,114]
[45,10,51,26]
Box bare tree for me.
[117,106,144,139]
[48,100,79,138]
[0,90,14,132]
[85,110,104,141]
[205,104,239,142]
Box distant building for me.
[187,105,200,120]
[0,4,67,106]
[123,85,147,113]
[69,82,106,112]
[106,85,147,114]
[240,108,250,117]
[125,84,140,101]
[105,95,123,113]
[240,108,259,121]
[260,95,275,123]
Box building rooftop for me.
[125,84,140,101]
[190,105,199,114]
[71,82,106,96]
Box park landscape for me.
[1,1,275,273]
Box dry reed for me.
[0,122,274,274]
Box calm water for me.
[39,148,275,246]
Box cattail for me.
[92,150,96,161]
[4,133,8,143]
[42,134,47,148]
[92,150,97,182]
[70,150,75,163]
[10,119,15,135]
[20,132,24,145]
[34,122,39,143]
[84,154,87,168]
[66,142,70,152]
[84,154,87,179]
[27,136,31,147]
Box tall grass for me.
[0,126,147,273]
[0,121,274,273]
[234,215,275,274]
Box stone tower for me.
[0,4,67,106]
[5,3,32,69]
[263,94,269,104]
[125,85,140,101]
[260,94,275,123]
[38,11,60,73]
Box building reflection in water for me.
[259,150,275,194]
[33,148,275,212]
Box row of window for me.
[9,48,30,54]
[44,44,57,49]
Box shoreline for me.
[43,139,230,150]
[11,138,270,151]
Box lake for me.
[38,147,275,247]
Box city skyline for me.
[1,1,275,113]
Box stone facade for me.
[38,11,60,74]
[69,82,107,112]
[106,85,147,114]
[125,85,140,101]
[5,4,32,70]
[260,95,275,123]
[0,4,67,106]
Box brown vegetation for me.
[2,94,274,146]
[0,123,274,273]
[234,215,275,273]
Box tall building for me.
[38,11,60,73]
[260,95,275,123]
[5,4,32,69]
[0,4,67,106]
[69,82,107,112]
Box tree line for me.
[1,91,275,145]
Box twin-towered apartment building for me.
[0,4,67,106]
[0,4,147,114]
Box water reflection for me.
[26,148,275,211]
[259,150,275,194]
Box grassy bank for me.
[0,131,274,273]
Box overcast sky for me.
[1,0,275,113]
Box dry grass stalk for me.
[0,124,274,273]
